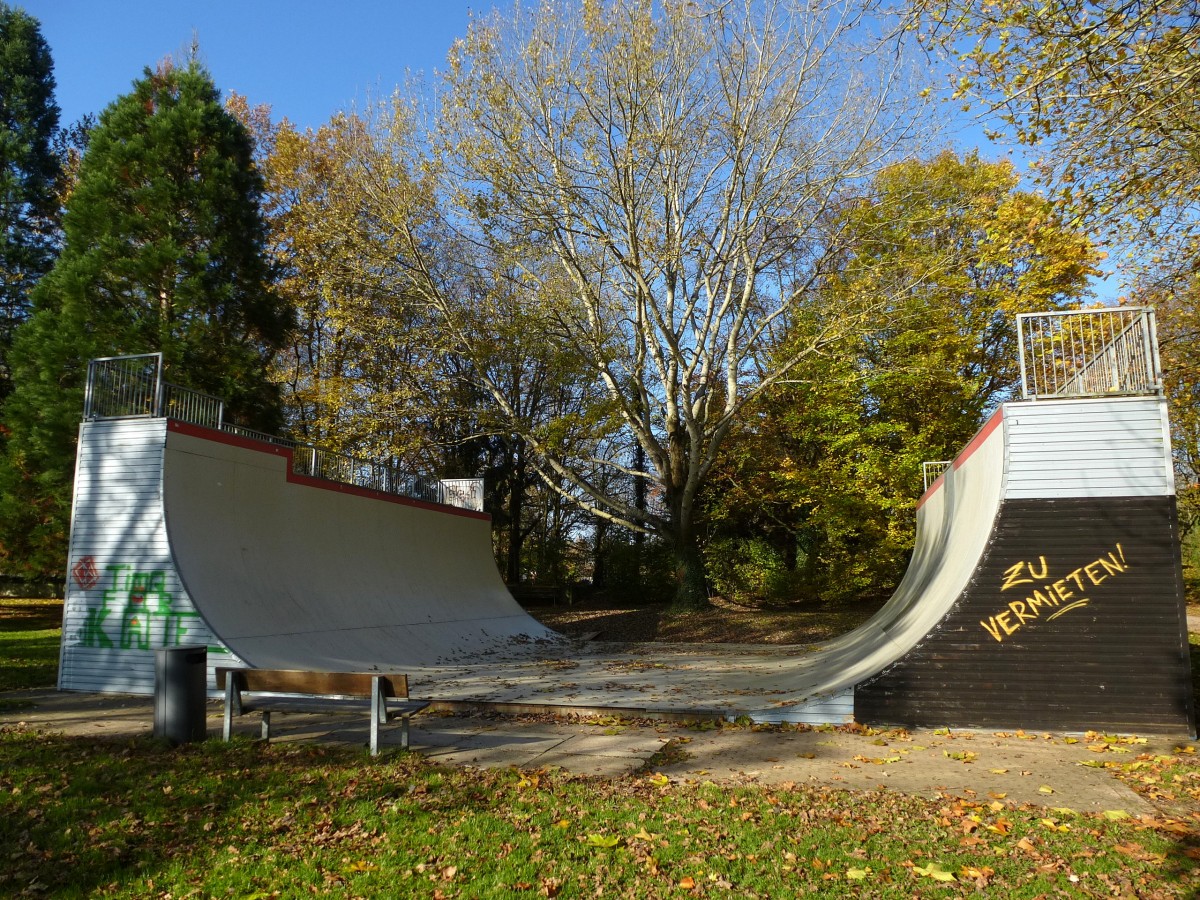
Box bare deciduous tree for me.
[378,0,931,607]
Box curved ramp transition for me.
[161,422,563,670]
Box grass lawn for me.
[3,599,1199,896]
[1,731,1198,898]
[0,599,62,692]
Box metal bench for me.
[216,668,429,755]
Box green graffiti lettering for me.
[76,564,189,651]
[80,607,114,648]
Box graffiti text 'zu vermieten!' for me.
[981,544,1128,643]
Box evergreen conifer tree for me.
[0,60,292,576]
[0,3,60,404]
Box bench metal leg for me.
[260,711,271,741]
[222,679,234,741]
[370,676,382,756]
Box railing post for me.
[152,354,163,417]
[153,370,164,417]
[1016,315,1030,400]
[83,359,97,419]
[1144,307,1163,392]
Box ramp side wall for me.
[59,419,239,694]
[856,397,1195,734]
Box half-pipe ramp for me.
[59,396,1194,733]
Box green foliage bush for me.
[704,536,801,606]
[595,535,674,605]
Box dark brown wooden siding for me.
[856,496,1196,734]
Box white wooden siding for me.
[1004,397,1173,499]
[751,689,855,725]
[59,418,238,694]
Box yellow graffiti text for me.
[981,544,1127,643]
[1000,556,1049,591]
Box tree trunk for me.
[592,516,608,590]
[664,426,708,610]
[633,443,646,587]
[670,529,709,611]
[505,437,525,585]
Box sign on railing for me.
[1017,307,1162,400]
[440,478,485,512]
[83,353,484,513]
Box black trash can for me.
[154,645,208,744]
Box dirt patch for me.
[526,595,886,644]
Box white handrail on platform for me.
[1016,307,1162,400]
[922,460,952,492]
[83,353,483,512]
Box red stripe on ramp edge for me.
[166,419,491,521]
[952,406,1004,470]
[916,406,1005,509]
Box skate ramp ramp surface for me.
[162,422,565,672]
[369,410,1005,721]
[160,410,1005,721]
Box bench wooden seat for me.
[216,668,429,755]
[507,583,566,605]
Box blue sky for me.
[23,0,1119,295]
[21,0,484,130]
[25,0,1004,147]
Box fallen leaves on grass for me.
[2,730,1197,899]
[912,860,956,881]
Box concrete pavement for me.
[3,688,1185,815]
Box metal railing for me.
[83,353,483,512]
[1017,307,1162,400]
[161,382,224,429]
[223,423,299,450]
[83,354,163,419]
[922,461,951,492]
[85,354,225,427]
[291,446,443,503]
